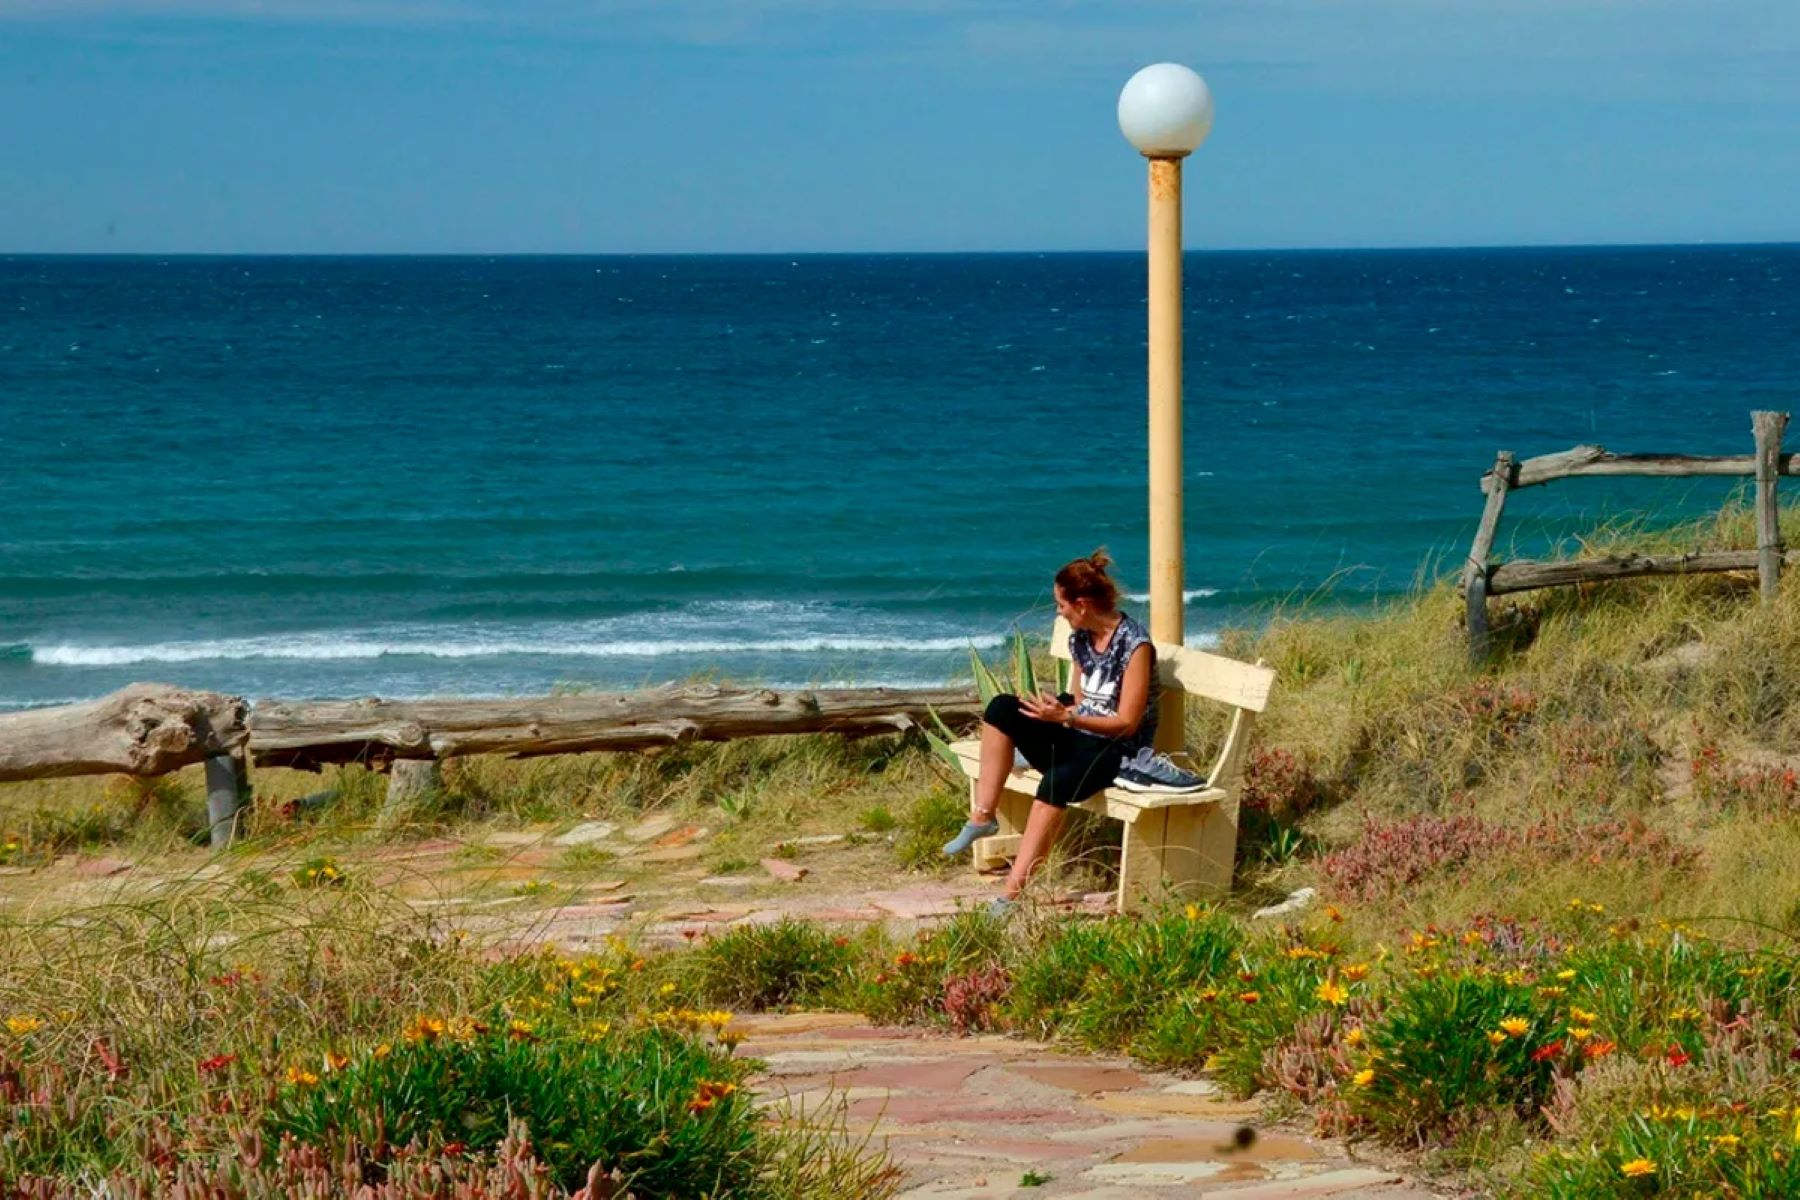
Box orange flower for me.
[1531,1040,1564,1062]
[1583,1040,1617,1060]
[1237,991,1261,1005]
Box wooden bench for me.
[948,617,1275,914]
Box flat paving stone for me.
[1210,1169,1408,1198]
[1008,1063,1145,1094]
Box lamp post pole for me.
[1146,153,1186,750]
[1119,63,1214,753]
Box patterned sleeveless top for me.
[1069,611,1158,753]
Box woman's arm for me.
[1020,643,1151,738]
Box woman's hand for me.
[1019,692,1071,725]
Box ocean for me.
[1,247,1794,709]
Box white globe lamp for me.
[1118,63,1214,158]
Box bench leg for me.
[969,780,1033,873]
[1162,804,1237,898]
[1116,805,1239,914]
[1116,810,1169,915]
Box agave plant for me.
[922,631,1070,774]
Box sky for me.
[1,1,1797,254]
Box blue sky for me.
[2,1,1797,253]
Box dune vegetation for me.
[7,507,1800,1195]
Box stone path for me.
[738,1013,1446,1200]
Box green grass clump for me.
[269,1023,753,1195]
[694,919,862,1010]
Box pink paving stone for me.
[761,857,809,883]
[1008,1063,1145,1094]
[848,1095,1082,1125]
[928,1136,1097,1162]
[871,894,963,920]
[653,824,706,848]
[817,1024,922,1041]
[542,902,634,921]
[367,838,462,862]
[833,1057,990,1091]
[808,907,885,921]
[1207,1169,1406,1198]
[71,857,133,878]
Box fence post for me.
[204,751,247,848]
[1753,411,1788,603]
[1464,450,1516,661]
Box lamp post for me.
[1118,63,1214,751]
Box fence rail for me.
[1465,410,1791,659]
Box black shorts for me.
[983,693,1128,809]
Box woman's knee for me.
[983,693,1025,729]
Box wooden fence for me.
[1464,410,1792,659]
[0,683,982,847]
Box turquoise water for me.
[1,247,1794,706]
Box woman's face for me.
[1054,585,1088,628]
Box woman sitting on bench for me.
[944,550,1202,915]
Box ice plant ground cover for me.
[10,508,1800,1192]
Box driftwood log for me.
[0,684,247,782]
[248,684,981,770]
[0,683,981,780]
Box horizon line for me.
[5,238,1800,260]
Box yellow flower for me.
[1184,904,1199,920]
[1316,980,1349,1007]
[1713,1134,1741,1152]
[285,1066,320,1087]
[1488,1031,1508,1046]
[1344,1027,1365,1047]
[572,994,594,1008]
[1568,1027,1594,1042]
[1342,963,1371,982]
[1669,1006,1703,1023]
[1353,1068,1375,1087]
[659,982,677,996]
[372,1043,393,1060]
[1538,986,1567,1000]
[323,1050,350,1073]
[1500,1017,1530,1038]
[5,1015,43,1036]
[1619,1159,1655,1178]
[1570,1007,1599,1025]
[1556,969,1577,982]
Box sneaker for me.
[942,817,1001,857]
[1115,748,1208,794]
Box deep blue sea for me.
[1,248,1795,708]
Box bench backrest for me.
[1049,617,1274,713]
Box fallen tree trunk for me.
[248,684,982,770]
[0,684,248,781]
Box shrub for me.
[894,787,968,870]
[1350,970,1560,1145]
[1320,814,1514,902]
[267,1021,755,1196]
[1240,747,1322,819]
[1004,907,1242,1051]
[695,919,859,1010]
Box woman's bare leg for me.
[1002,800,1067,899]
[973,719,1015,821]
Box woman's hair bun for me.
[1055,548,1119,610]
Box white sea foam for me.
[32,632,1007,667]
[1123,588,1218,603]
